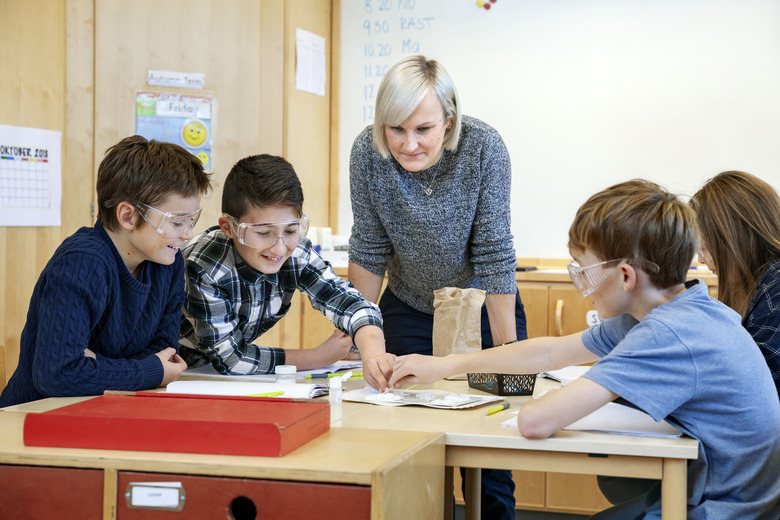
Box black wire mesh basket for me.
[466,373,537,396]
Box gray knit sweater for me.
[349,115,517,315]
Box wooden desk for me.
[335,378,699,520]
[0,398,444,520]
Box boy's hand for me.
[388,354,445,387]
[156,347,188,387]
[362,352,396,392]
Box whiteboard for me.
[338,0,780,259]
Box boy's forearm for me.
[447,332,594,376]
[353,324,386,358]
[517,378,617,439]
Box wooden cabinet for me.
[515,273,610,515]
[0,405,445,520]
[117,472,371,519]
[0,465,104,519]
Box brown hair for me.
[569,179,696,288]
[690,170,780,316]
[221,154,304,219]
[96,135,211,230]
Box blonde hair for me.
[569,179,696,288]
[372,55,461,158]
[690,171,780,316]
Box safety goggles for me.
[223,214,310,250]
[567,258,660,297]
[131,201,202,238]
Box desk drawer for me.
[0,464,103,519]
[117,472,371,519]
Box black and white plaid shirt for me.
[179,226,382,374]
[744,258,780,398]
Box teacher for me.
[348,55,526,520]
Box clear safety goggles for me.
[223,214,310,250]
[105,200,202,239]
[133,201,202,238]
[567,258,660,297]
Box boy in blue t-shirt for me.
[389,179,780,519]
[0,136,212,407]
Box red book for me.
[23,394,330,457]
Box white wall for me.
[338,0,780,259]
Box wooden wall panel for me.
[94,0,268,233]
[1,0,334,381]
[284,0,332,228]
[0,0,69,379]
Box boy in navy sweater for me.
[0,135,212,407]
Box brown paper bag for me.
[432,287,486,361]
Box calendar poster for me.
[0,124,62,227]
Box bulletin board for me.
[338,0,780,258]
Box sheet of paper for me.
[540,365,591,385]
[343,387,502,409]
[295,28,326,96]
[0,124,62,226]
[166,380,327,399]
[562,402,682,438]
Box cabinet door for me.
[0,465,103,519]
[452,467,546,511]
[517,284,549,339]
[117,472,371,520]
[301,299,340,349]
[548,285,596,336]
[545,473,612,514]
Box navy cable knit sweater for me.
[0,221,178,407]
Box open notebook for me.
[182,360,362,382]
[166,380,327,399]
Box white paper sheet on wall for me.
[295,28,326,96]
[0,124,62,227]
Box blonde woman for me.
[348,55,526,519]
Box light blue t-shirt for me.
[582,280,780,520]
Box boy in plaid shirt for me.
[180,154,395,391]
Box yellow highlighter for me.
[485,402,510,416]
[246,391,284,397]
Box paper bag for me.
[432,287,486,360]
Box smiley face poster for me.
[135,91,213,168]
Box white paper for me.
[540,365,591,385]
[183,360,362,381]
[343,387,502,409]
[166,380,327,399]
[0,124,62,226]
[147,69,205,90]
[562,402,682,438]
[295,28,326,96]
[129,482,182,509]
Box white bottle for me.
[275,365,296,384]
[329,376,343,404]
